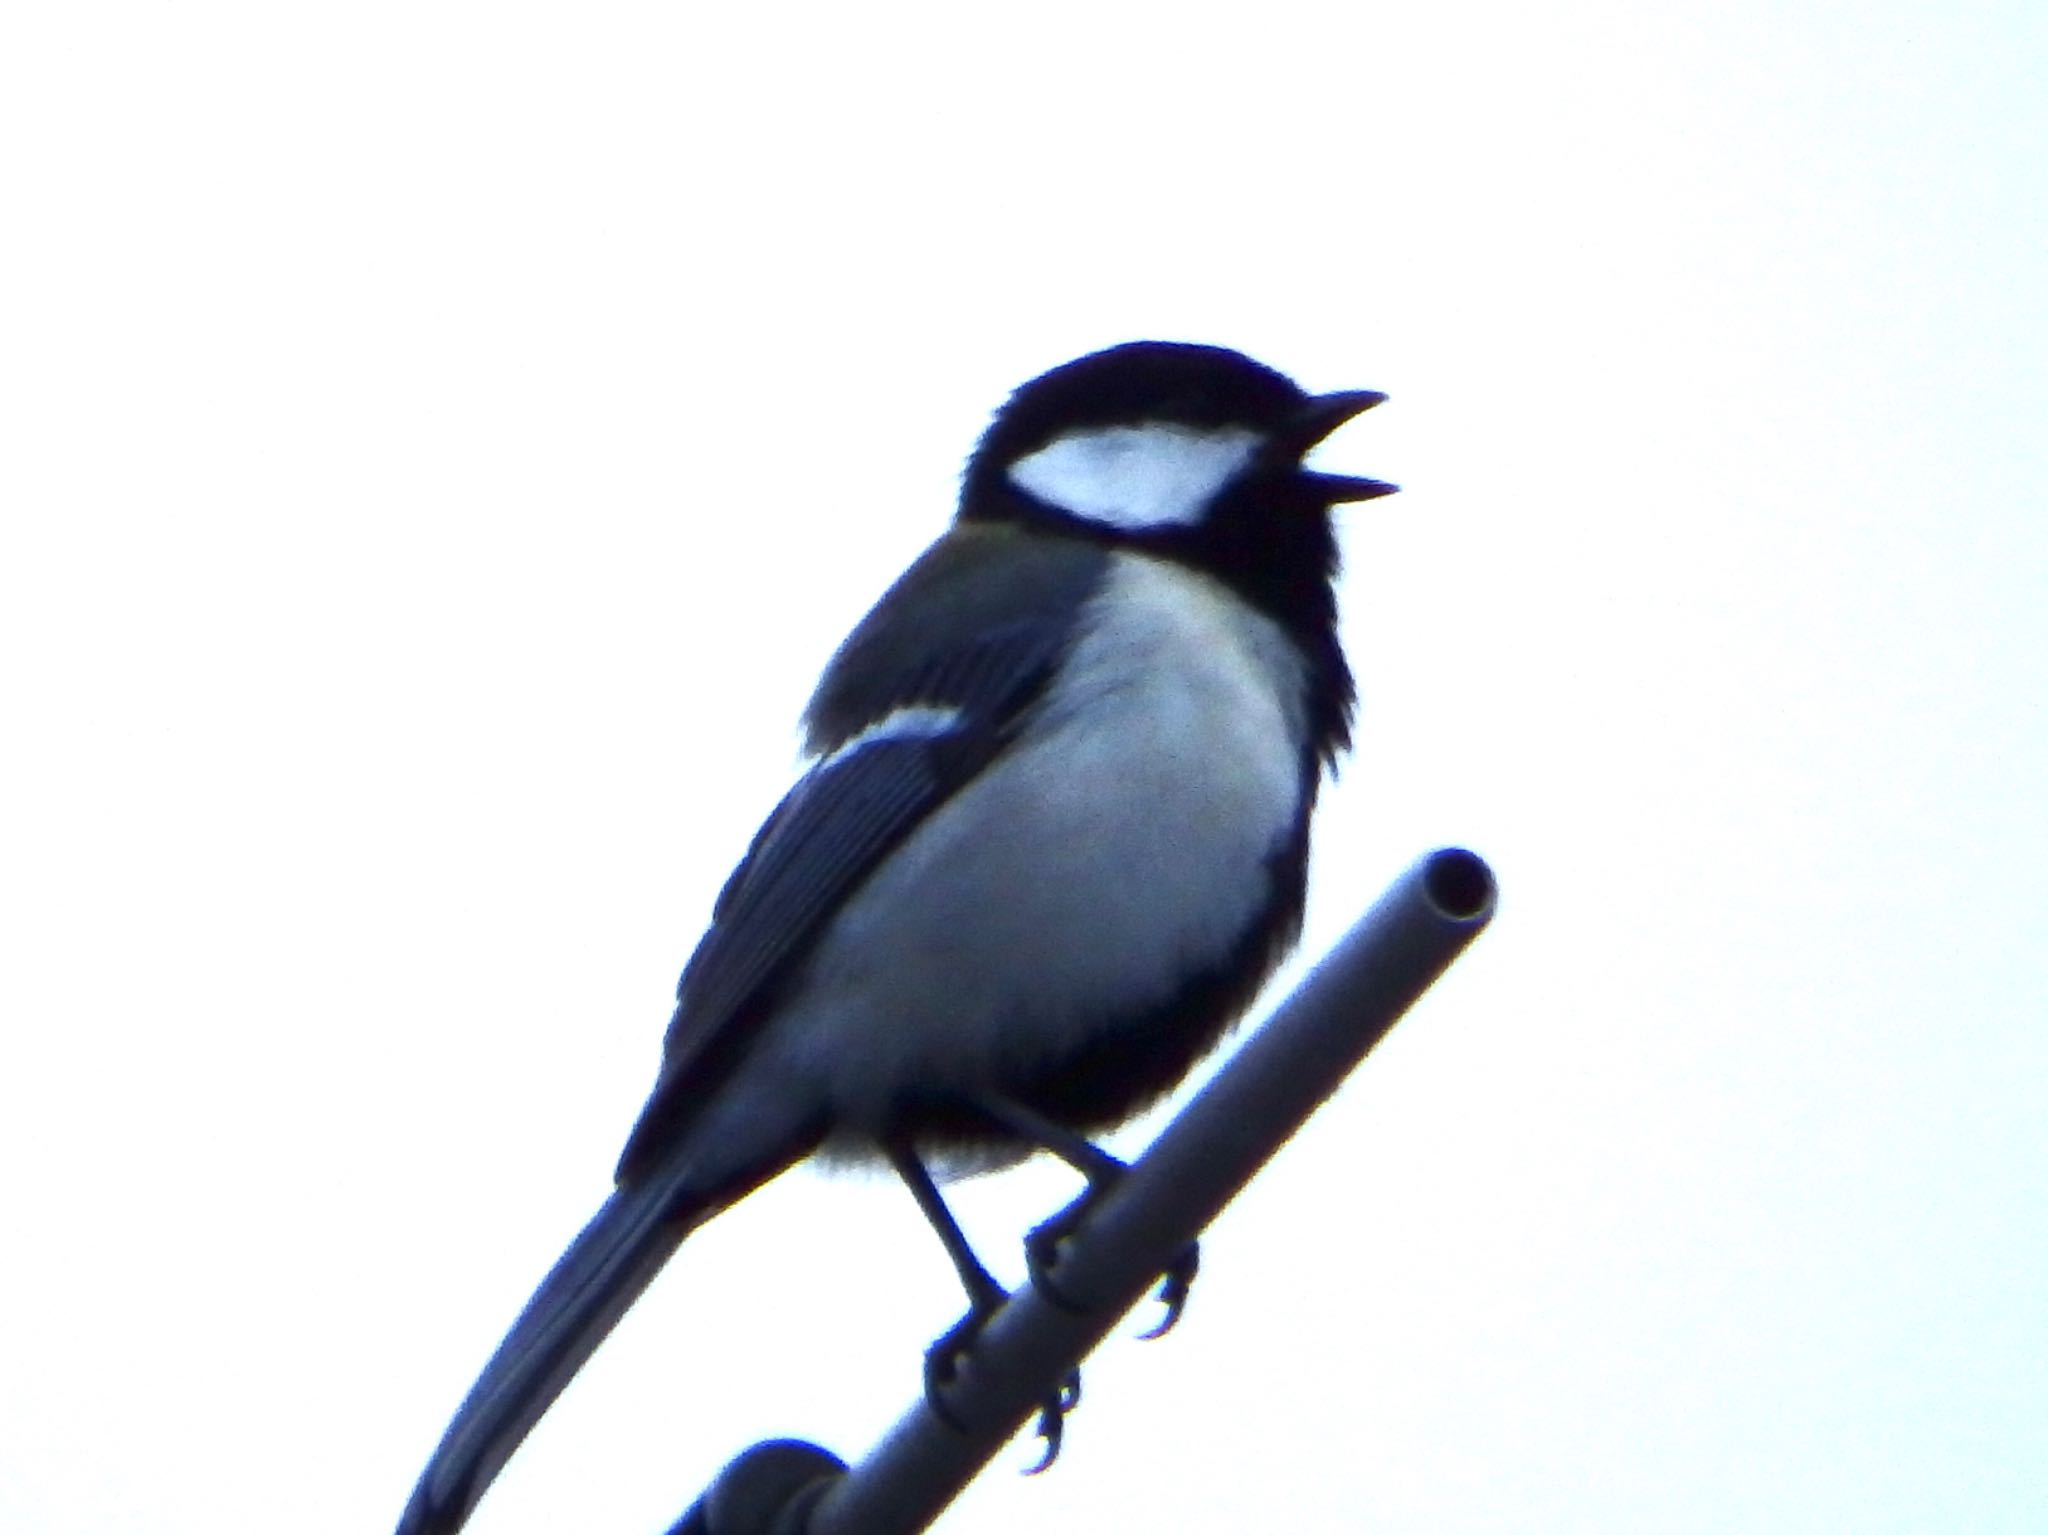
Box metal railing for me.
[670,847,1497,1535]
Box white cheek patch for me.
[1007,423,1265,531]
[816,704,962,769]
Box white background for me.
[3,3,2043,1533]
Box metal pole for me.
[677,847,1497,1535]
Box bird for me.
[394,340,1394,1535]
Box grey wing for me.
[613,614,1083,1181]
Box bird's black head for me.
[959,341,1394,631]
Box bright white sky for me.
[3,4,2043,1533]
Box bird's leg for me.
[884,1136,1079,1469]
[885,1138,1005,1398]
[973,1094,1202,1339]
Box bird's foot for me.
[922,1282,999,1414]
[923,1290,1081,1472]
[1138,1240,1201,1339]
[1024,1368,1082,1474]
[1025,1185,1202,1339]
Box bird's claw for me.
[925,1299,1082,1472]
[1136,1241,1200,1339]
[1027,1196,1202,1340]
[926,1155,1197,1476]
[1023,1211,1087,1312]
[922,1304,992,1427]
[1021,1370,1081,1474]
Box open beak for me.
[1294,389,1398,503]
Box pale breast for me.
[747,552,1311,1129]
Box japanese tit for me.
[396,340,1394,1535]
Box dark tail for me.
[394,1168,710,1535]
